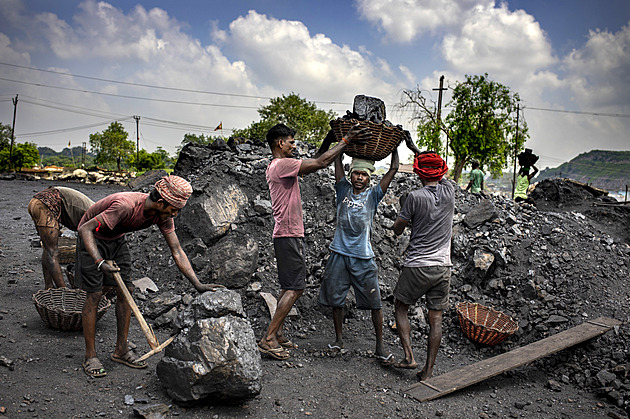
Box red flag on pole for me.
[214,122,222,131]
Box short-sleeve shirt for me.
[78,192,174,241]
[329,177,385,259]
[266,158,304,238]
[469,169,484,193]
[399,178,454,267]
[56,187,95,230]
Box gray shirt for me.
[399,178,454,267]
[56,186,94,231]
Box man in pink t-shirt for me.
[258,123,365,360]
[76,175,222,377]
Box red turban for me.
[413,152,448,181]
[154,175,193,208]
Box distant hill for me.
[37,146,95,168]
[537,150,630,192]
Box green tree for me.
[401,74,528,181]
[0,122,12,151]
[233,93,337,145]
[127,147,174,171]
[89,122,135,171]
[0,142,39,171]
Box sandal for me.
[83,357,107,377]
[110,348,147,369]
[258,342,290,360]
[279,339,298,349]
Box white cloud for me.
[563,23,630,111]
[441,4,556,86]
[356,0,486,43]
[225,10,404,107]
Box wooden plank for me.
[406,317,621,402]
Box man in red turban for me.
[76,175,221,378]
[385,151,454,381]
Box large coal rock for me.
[205,232,258,289]
[156,289,261,403]
[127,169,168,191]
[352,95,386,124]
[176,183,248,245]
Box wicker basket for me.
[456,302,518,346]
[329,118,404,161]
[32,288,111,331]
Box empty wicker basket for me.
[456,301,518,346]
[32,288,111,331]
[329,118,404,161]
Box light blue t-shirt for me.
[329,177,385,259]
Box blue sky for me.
[1,0,629,170]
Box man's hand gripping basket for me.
[32,288,111,331]
[456,301,518,346]
[329,118,404,161]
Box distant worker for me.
[386,151,454,381]
[27,186,94,289]
[76,175,222,378]
[514,165,538,204]
[318,149,399,360]
[259,123,366,361]
[465,161,484,194]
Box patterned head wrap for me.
[348,158,375,176]
[154,175,193,208]
[413,152,448,181]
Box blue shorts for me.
[318,251,382,310]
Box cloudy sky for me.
[0,0,629,169]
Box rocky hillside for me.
[537,150,630,193]
[126,139,630,414]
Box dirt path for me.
[0,179,625,418]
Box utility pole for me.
[432,76,448,163]
[133,115,140,170]
[511,104,520,199]
[81,142,86,168]
[9,94,18,171]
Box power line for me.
[525,106,630,119]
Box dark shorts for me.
[318,252,381,310]
[273,237,306,290]
[75,235,132,293]
[394,266,451,310]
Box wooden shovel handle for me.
[107,261,159,350]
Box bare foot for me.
[382,358,417,369]
[417,367,433,380]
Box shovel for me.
[107,261,174,362]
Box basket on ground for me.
[32,288,111,331]
[329,118,404,161]
[456,301,518,346]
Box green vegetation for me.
[233,93,336,145]
[538,150,630,191]
[400,73,528,181]
[0,142,39,171]
[89,122,135,171]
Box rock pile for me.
[127,139,629,411]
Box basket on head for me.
[329,118,404,161]
[32,288,111,331]
[455,301,518,346]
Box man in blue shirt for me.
[318,149,398,359]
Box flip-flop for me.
[327,344,342,351]
[83,357,107,378]
[110,348,147,369]
[377,353,394,363]
[279,339,298,349]
[258,343,290,360]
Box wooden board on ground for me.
[406,317,621,402]
[260,292,299,319]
